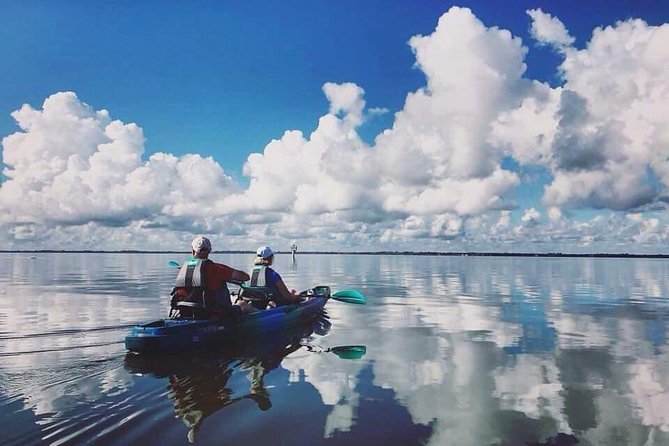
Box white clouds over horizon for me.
[0,92,240,226]
[1,7,667,251]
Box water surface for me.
[0,253,667,445]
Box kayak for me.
[124,312,333,375]
[125,285,365,354]
[126,296,326,354]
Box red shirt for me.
[173,260,246,318]
[174,260,241,299]
[203,261,237,291]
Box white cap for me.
[256,246,274,259]
[191,236,212,252]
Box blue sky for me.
[2,0,663,176]
[0,1,668,252]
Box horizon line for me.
[1,250,667,259]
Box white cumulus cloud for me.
[1,7,668,252]
[0,92,238,229]
[527,8,575,50]
[495,15,669,213]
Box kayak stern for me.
[125,318,231,353]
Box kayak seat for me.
[238,286,275,310]
[174,301,211,320]
[141,319,166,328]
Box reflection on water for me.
[0,253,668,445]
[124,315,334,443]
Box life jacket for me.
[171,258,214,319]
[250,265,268,287]
[239,265,279,309]
[248,265,294,306]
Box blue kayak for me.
[125,285,366,354]
[124,312,333,375]
[126,292,329,354]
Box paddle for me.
[328,345,367,360]
[168,260,181,268]
[302,343,367,360]
[331,289,367,305]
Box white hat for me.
[191,236,212,252]
[256,246,274,259]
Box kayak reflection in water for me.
[125,314,365,443]
[167,339,292,442]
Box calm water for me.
[0,253,668,445]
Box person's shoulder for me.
[205,261,236,280]
[267,267,282,281]
[206,260,232,270]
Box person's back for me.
[172,256,215,319]
[247,246,302,307]
[248,260,285,306]
[171,236,254,318]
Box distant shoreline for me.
[1,250,667,258]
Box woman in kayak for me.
[172,236,258,318]
[247,246,302,307]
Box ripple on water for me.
[0,254,668,445]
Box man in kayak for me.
[171,236,257,319]
[245,246,303,307]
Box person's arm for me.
[210,262,249,284]
[274,278,302,304]
[230,268,250,283]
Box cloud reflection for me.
[1,254,668,444]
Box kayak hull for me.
[125,296,328,353]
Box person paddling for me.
[247,246,302,307]
[171,236,257,319]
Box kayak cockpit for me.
[141,319,166,328]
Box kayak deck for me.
[125,296,328,353]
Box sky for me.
[1,0,668,253]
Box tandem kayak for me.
[125,286,366,354]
